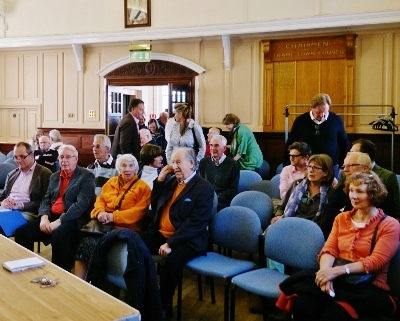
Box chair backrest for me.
[258,160,270,180]
[0,152,7,163]
[270,174,281,189]
[387,243,400,297]
[275,163,283,175]
[105,241,128,290]
[0,162,17,189]
[248,180,280,199]
[397,174,400,190]
[4,158,17,167]
[238,170,262,193]
[6,150,14,159]
[264,217,325,270]
[211,206,261,254]
[230,191,274,229]
[211,191,218,220]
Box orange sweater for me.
[91,175,151,232]
[319,209,400,291]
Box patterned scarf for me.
[282,177,329,222]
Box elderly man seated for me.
[0,142,52,222]
[199,134,240,210]
[15,145,96,271]
[34,135,59,172]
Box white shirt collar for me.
[212,154,226,165]
[179,171,196,184]
[310,110,329,124]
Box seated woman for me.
[272,154,335,228]
[279,141,311,199]
[148,118,168,165]
[290,171,400,320]
[74,154,151,279]
[222,113,263,171]
[138,144,164,190]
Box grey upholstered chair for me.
[230,217,325,321]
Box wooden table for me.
[0,235,140,321]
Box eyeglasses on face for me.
[306,165,323,171]
[91,144,105,149]
[13,152,32,160]
[315,124,320,136]
[340,164,361,170]
[58,155,76,160]
[289,154,302,158]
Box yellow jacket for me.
[90,175,151,232]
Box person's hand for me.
[97,212,113,224]
[39,215,52,234]
[157,165,174,182]
[1,197,14,209]
[49,219,61,232]
[315,267,341,288]
[159,243,172,256]
[270,216,281,224]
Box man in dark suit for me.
[0,142,52,221]
[110,98,145,160]
[15,144,96,271]
[142,147,214,317]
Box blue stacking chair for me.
[238,170,262,193]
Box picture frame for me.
[124,0,151,28]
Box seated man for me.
[87,134,118,195]
[15,145,96,271]
[0,142,52,222]
[204,127,222,157]
[34,135,59,172]
[338,138,400,211]
[323,151,399,238]
[199,134,240,210]
[139,128,155,147]
[142,147,214,317]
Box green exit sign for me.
[129,51,151,62]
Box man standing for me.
[199,135,240,210]
[15,145,96,271]
[284,93,349,177]
[34,135,59,172]
[0,142,52,221]
[110,98,145,160]
[87,134,118,196]
[142,147,214,318]
[157,111,169,129]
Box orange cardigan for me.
[91,175,151,232]
[319,209,400,291]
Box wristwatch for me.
[344,265,350,275]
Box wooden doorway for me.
[104,60,198,138]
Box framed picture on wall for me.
[124,0,151,28]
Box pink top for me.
[279,165,306,199]
[319,209,400,291]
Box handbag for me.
[80,177,139,236]
[80,219,113,236]
[333,215,387,285]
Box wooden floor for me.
[35,243,287,321]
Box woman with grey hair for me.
[74,154,151,279]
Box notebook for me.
[3,257,45,273]
[0,210,28,237]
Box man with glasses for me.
[87,134,118,195]
[0,142,52,221]
[284,93,349,178]
[323,151,399,238]
[15,145,96,271]
[34,135,59,172]
[110,98,145,160]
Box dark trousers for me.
[14,215,79,272]
[141,229,198,308]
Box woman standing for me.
[166,103,206,164]
[222,113,263,171]
[290,171,400,320]
[74,154,151,279]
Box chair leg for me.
[37,241,40,253]
[230,284,236,321]
[224,280,230,321]
[197,274,203,300]
[210,277,216,304]
[177,277,182,320]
